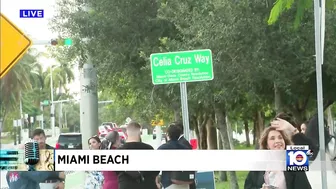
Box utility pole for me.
[19,91,23,143]
[59,102,63,129]
[50,66,55,137]
[80,62,98,149]
[313,0,327,188]
[31,38,73,137]
[40,102,44,129]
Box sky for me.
[1,0,81,95]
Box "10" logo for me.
[286,145,311,172]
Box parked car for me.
[55,133,82,149]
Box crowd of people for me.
[4,112,334,189]
[5,121,195,189]
[84,121,196,189]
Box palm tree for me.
[44,62,75,97]
[0,50,40,118]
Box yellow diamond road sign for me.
[0,13,32,78]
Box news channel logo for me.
[286,145,313,171]
[19,9,44,18]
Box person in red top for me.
[101,131,121,189]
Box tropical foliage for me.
[0,48,75,132]
[2,0,336,187]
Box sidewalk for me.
[64,172,85,189]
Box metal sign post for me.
[313,0,327,188]
[180,82,190,140]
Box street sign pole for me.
[180,82,190,141]
[313,0,327,188]
[50,65,56,137]
[40,102,44,129]
[150,49,213,142]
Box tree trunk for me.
[172,102,181,121]
[255,111,265,144]
[253,118,257,145]
[198,114,208,149]
[200,126,207,149]
[244,119,251,147]
[191,115,200,146]
[206,118,217,149]
[217,129,223,149]
[214,105,239,189]
[291,97,310,125]
[274,82,283,114]
[226,115,235,149]
[217,129,227,182]
[327,107,334,135]
[258,111,265,134]
[174,109,180,121]
[291,109,305,126]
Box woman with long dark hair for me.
[84,136,104,189]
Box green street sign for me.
[150,49,213,85]
[42,100,50,106]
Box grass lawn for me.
[214,144,254,188]
[215,171,248,188]
[0,136,14,144]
